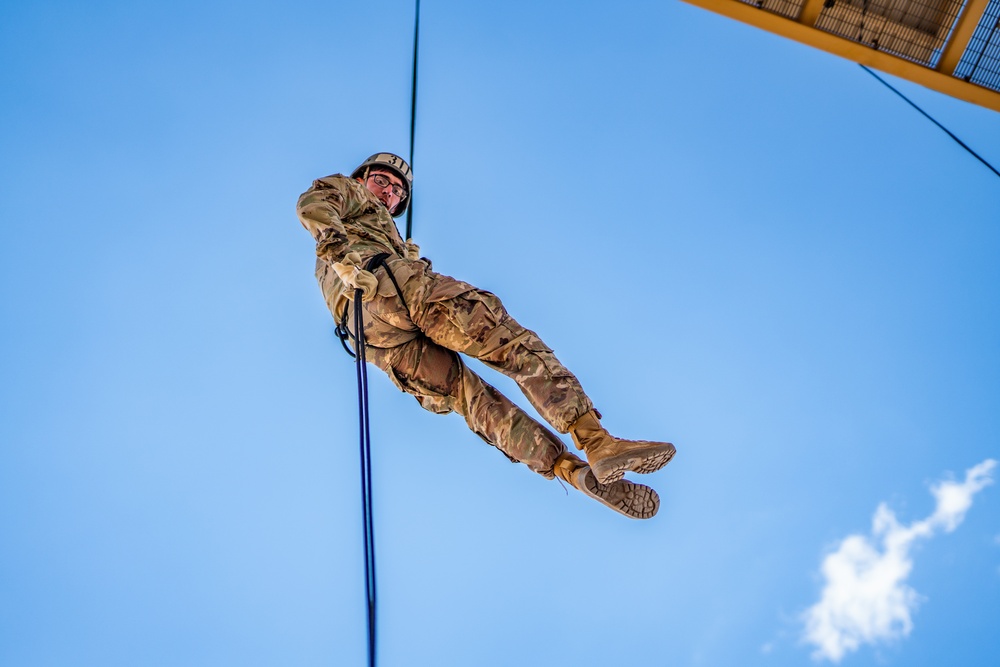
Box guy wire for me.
[859,64,1000,180]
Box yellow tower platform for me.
[682,0,1000,112]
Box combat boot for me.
[552,453,659,520]
[569,410,675,485]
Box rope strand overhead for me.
[405,0,421,240]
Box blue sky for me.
[2,1,998,665]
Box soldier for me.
[297,152,675,519]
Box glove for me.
[332,252,378,302]
[404,238,421,261]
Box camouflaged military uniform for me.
[297,173,595,477]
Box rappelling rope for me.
[338,252,408,667]
[353,288,377,667]
[337,2,419,648]
[405,0,421,241]
[341,9,420,658]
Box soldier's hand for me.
[333,253,378,302]
[345,266,378,301]
[404,238,421,261]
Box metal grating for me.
[736,0,807,20]
[815,0,966,66]
[683,0,1000,109]
[953,0,1000,90]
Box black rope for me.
[859,65,1000,180]
[335,253,402,667]
[345,1,418,644]
[405,0,421,241]
[353,291,377,667]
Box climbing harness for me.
[334,253,410,358]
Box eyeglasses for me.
[368,173,407,199]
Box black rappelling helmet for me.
[351,152,413,218]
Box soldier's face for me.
[364,169,406,213]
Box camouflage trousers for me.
[319,255,594,477]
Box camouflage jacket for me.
[296,173,409,320]
[296,173,407,263]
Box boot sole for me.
[592,443,676,485]
[582,470,659,519]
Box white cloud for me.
[801,459,996,663]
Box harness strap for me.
[364,253,410,312]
